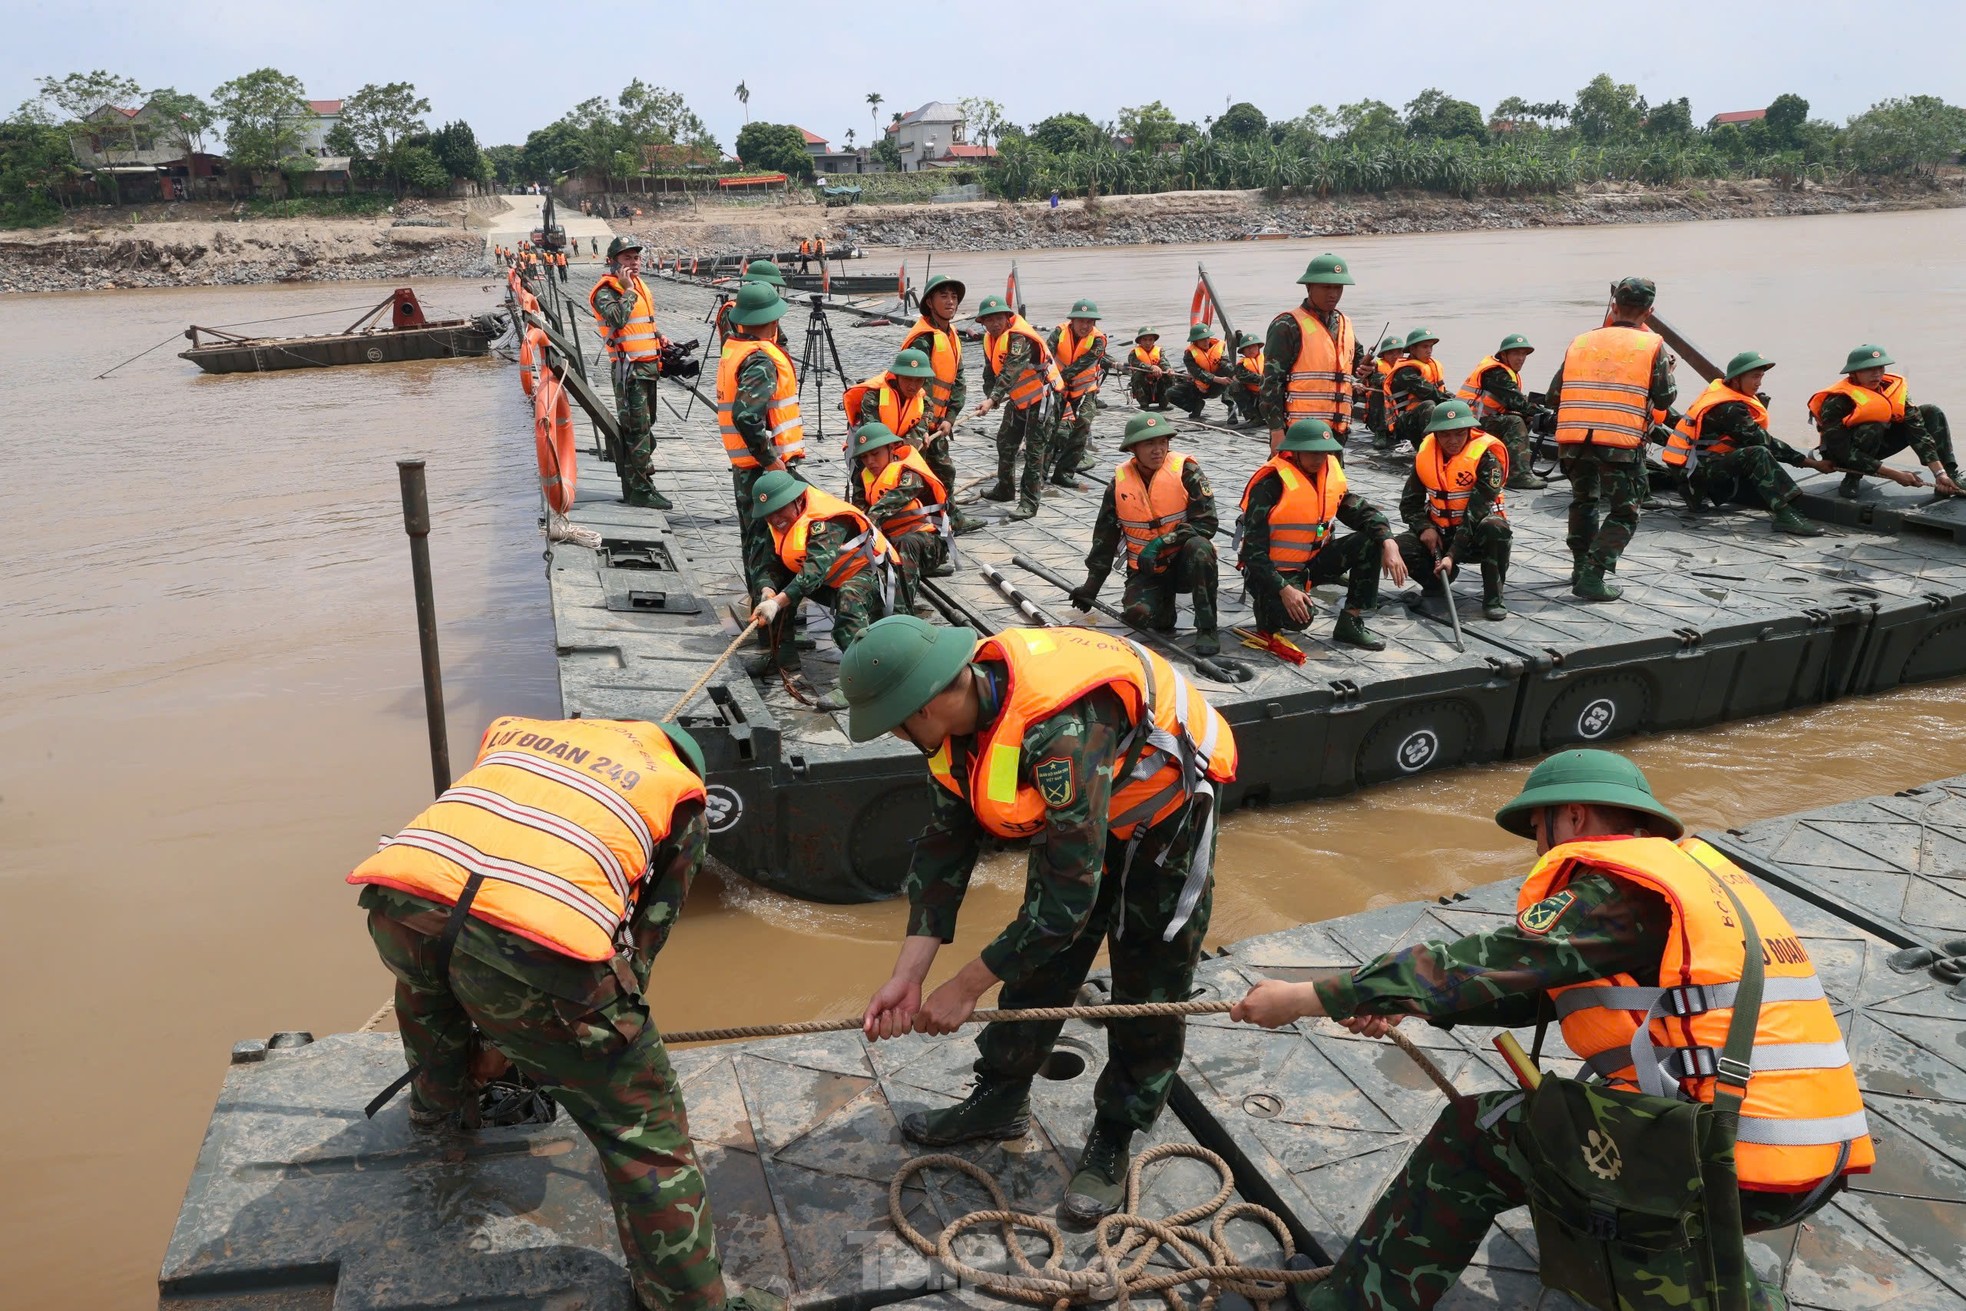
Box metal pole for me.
[396,459,452,795]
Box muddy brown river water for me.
[4,209,1965,1304]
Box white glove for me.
[753,594,783,624]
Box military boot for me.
[1060,1118,1134,1226]
[1331,609,1386,651]
[724,1290,789,1311]
[626,488,675,511]
[1003,498,1039,522]
[951,508,988,535]
[1192,591,1221,657]
[1506,468,1547,491]
[1480,559,1508,621]
[1838,471,1864,500]
[982,453,1017,502]
[1572,562,1623,602]
[1770,502,1825,536]
[900,1078,1032,1147]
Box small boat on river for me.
[179,288,504,374]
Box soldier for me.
[1229,332,1265,427]
[1663,351,1834,535]
[1166,323,1235,422]
[900,275,985,535]
[588,236,670,510]
[1395,400,1513,621]
[1454,332,1549,490]
[557,249,569,283]
[1382,326,1452,452]
[1232,748,1873,1311]
[716,260,788,353]
[745,469,905,709]
[973,293,1065,522]
[851,421,951,585]
[846,615,1238,1225]
[1049,298,1111,486]
[1809,343,1961,499]
[716,282,808,602]
[349,717,779,1311]
[1125,327,1173,409]
[1546,276,1677,602]
[1364,334,1406,444]
[845,347,935,447]
[1071,413,1222,656]
[1237,418,1407,650]
[1262,254,1365,456]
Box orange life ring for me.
[1190,279,1213,329]
[534,379,577,514]
[519,330,537,397]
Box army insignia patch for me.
[1518,889,1577,936]
[1034,756,1076,807]
[1583,1128,1623,1180]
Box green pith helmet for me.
[1296,252,1355,286]
[1842,344,1894,373]
[729,281,787,326]
[839,615,978,742]
[1498,333,1535,354]
[605,235,642,260]
[1494,749,1684,840]
[1236,332,1262,351]
[1723,350,1775,381]
[1278,418,1342,453]
[974,293,1012,319]
[1611,276,1657,308]
[1068,297,1101,319]
[1135,326,1161,341]
[1187,322,1216,343]
[657,722,706,780]
[743,259,787,287]
[921,273,966,304]
[1425,399,1479,433]
[890,347,935,378]
[751,469,808,516]
[1405,326,1440,348]
[1120,412,1178,449]
[1378,335,1405,354]
[852,422,906,459]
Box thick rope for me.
[358,1000,397,1033]
[663,614,764,720]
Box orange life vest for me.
[1808,374,1909,428]
[1235,350,1265,394]
[1113,453,1194,570]
[1663,379,1769,470]
[717,337,806,469]
[347,717,704,963]
[1554,325,1663,449]
[770,485,899,589]
[926,628,1237,941]
[1415,432,1508,530]
[588,274,661,363]
[1519,835,1874,1192]
[1455,356,1518,421]
[1390,357,1445,415]
[859,445,948,539]
[1055,324,1108,399]
[1185,339,1227,394]
[985,315,1065,410]
[903,317,964,424]
[843,374,926,440]
[1282,306,1356,428]
[1239,456,1346,571]
[1129,343,1164,372]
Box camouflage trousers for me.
[1394,518,1511,602]
[918,427,959,491]
[1825,404,1959,478]
[1248,531,1382,634]
[1562,449,1647,570]
[1303,1089,1825,1310]
[1365,389,1392,439]
[1167,377,1229,420]
[1118,537,1219,635]
[976,796,1218,1132]
[1130,371,1172,409]
[367,909,724,1311]
[995,403,1054,511]
[1481,415,1538,481]
[1051,394,1097,478]
[732,464,812,601]
[1392,402,1434,450]
[887,526,947,587]
[611,369,662,506]
[1686,446,1801,510]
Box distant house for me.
[925,143,997,169]
[813,147,871,175]
[1709,109,1767,128]
[886,101,969,171]
[796,127,829,159]
[71,103,180,168]
[283,98,344,158]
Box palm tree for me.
[845,127,856,150]
[734,82,750,124]
[867,92,883,126]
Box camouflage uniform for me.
[1237,468,1392,634]
[1167,344,1236,420]
[1260,308,1367,440]
[1814,391,1959,484]
[898,321,967,495]
[1364,361,1397,441]
[1127,348,1173,409]
[1230,353,1265,425]
[1048,324,1112,479]
[358,808,725,1311]
[1387,361,1454,450]
[985,333,1055,514]
[591,275,664,507]
[1300,869,1829,1311]
[1394,443,1511,589]
[907,676,1216,1132]
[757,516,906,672]
[1684,401,1816,510]
[1083,458,1220,633]
[1466,362,1541,477]
[1545,335,1677,572]
[729,344,805,600]
[853,463,947,584]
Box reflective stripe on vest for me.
[1416,433,1507,530]
[771,485,898,588]
[347,718,704,962]
[1113,453,1193,569]
[860,446,948,539]
[1282,306,1356,426]
[1664,379,1770,471]
[1808,374,1909,428]
[1185,340,1226,394]
[1455,357,1518,420]
[1130,344,1164,371]
[1554,325,1662,449]
[1390,357,1445,415]
[1519,835,1875,1190]
[904,319,963,423]
[1239,456,1345,571]
[1055,325,1108,399]
[986,316,1064,410]
[844,375,925,441]
[588,275,660,362]
[717,338,807,469]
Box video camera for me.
[657,338,702,380]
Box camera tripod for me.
[796,295,855,496]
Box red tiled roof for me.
[797,127,827,146]
[941,144,996,159]
[1710,109,1766,125]
[306,99,343,115]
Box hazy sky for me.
[8,0,1963,151]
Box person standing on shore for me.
[1261,254,1364,456]
[588,236,670,510]
[1454,333,1548,490]
[1126,327,1172,409]
[1546,276,1676,603]
[900,274,985,535]
[1383,327,1452,452]
[1665,351,1832,534]
[973,294,1065,522]
[717,283,809,601]
[1810,344,1961,499]
[1048,299,1111,487]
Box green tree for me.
[734,121,814,179]
[1336,99,1401,145]
[1404,89,1485,141]
[1032,112,1100,154]
[340,82,430,161]
[484,143,522,185]
[36,70,142,124]
[958,96,1009,150]
[1843,95,1966,174]
[392,142,449,194]
[1572,74,1644,143]
[1765,93,1809,149]
[867,92,883,128]
[211,68,311,191]
[0,105,76,225]
[1644,97,1693,138]
[144,87,215,158]
[872,132,901,170]
[1213,101,1269,142]
[734,81,749,124]
[430,120,486,183]
[621,80,711,151]
[521,118,583,180]
[1119,100,1181,154]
